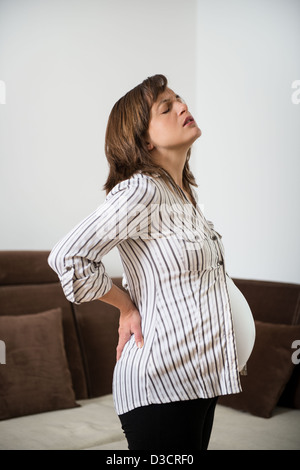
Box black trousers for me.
[118,397,218,451]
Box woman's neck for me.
[152,149,187,190]
[160,163,194,205]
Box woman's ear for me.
[144,131,154,151]
[146,141,154,151]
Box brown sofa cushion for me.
[218,321,300,418]
[0,308,78,420]
[278,364,300,409]
[0,251,88,400]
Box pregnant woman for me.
[48,74,255,450]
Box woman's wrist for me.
[98,282,135,313]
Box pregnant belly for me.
[226,275,256,371]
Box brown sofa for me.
[0,250,299,450]
[0,251,122,404]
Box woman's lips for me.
[183,116,195,126]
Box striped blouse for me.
[48,171,242,415]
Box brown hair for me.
[103,74,197,204]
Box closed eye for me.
[162,95,184,114]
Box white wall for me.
[0,0,198,276]
[195,0,300,283]
[1,0,299,284]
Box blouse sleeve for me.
[48,176,158,304]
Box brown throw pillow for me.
[218,321,300,418]
[0,308,78,420]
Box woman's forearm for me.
[97,283,135,313]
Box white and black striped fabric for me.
[48,171,242,415]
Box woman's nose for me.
[176,101,188,116]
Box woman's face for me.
[147,87,201,153]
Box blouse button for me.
[211,235,218,241]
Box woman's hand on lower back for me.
[117,306,144,361]
[97,282,144,361]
